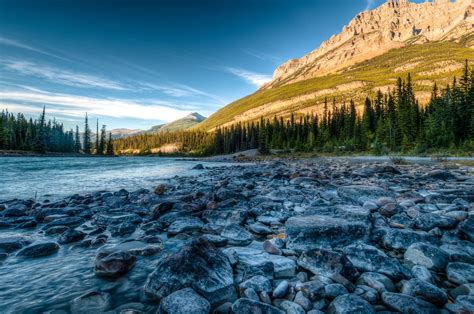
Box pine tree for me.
[98,125,106,155]
[106,132,114,155]
[33,106,47,153]
[83,113,92,154]
[74,125,81,153]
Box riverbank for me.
[0,158,473,312]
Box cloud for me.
[242,49,281,64]
[225,67,272,87]
[0,87,192,121]
[0,37,70,61]
[0,59,127,91]
[365,0,376,10]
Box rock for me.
[445,295,474,313]
[154,184,166,195]
[297,248,359,281]
[459,216,474,242]
[356,272,395,293]
[280,300,305,314]
[440,244,474,264]
[200,234,228,247]
[344,243,409,280]
[16,242,59,258]
[415,213,458,231]
[243,288,259,301]
[327,294,375,314]
[421,169,456,181]
[411,265,434,283]
[94,249,136,278]
[286,215,368,251]
[447,262,474,285]
[294,291,312,311]
[379,203,402,218]
[382,228,439,251]
[404,242,449,271]
[324,284,348,299]
[44,225,69,235]
[214,302,233,314]
[43,216,85,228]
[272,280,289,298]
[145,238,236,305]
[263,240,282,255]
[58,229,86,244]
[0,236,31,253]
[231,298,284,314]
[192,164,204,170]
[239,275,272,293]
[202,209,247,227]
[381,292,440,313]
[353,285,378,304]
[220,224,252,246]
[2,203,29,217]
[299,280,326,301]
[249,223,272,235]
[168,217,204,235]
[337,185,394,205]
[151,202,174,220]
[110,221,137,236]
[158,288,210,314]
[401,279,448,307]
[451,283,474,298]
[70,291,112,314]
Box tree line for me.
[0,107,114,155]
[115,61,473,156]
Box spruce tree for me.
[83,113,92,154]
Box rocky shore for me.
[1,159,473,313]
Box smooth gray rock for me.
[447,262,474,285]
[16,242,59,258]
[382,228,439,251]
[158,288,210,314]
[297,248,359,281]
[327,294,375,314]
[459,216,474,242]
[94,249,136,278]
[58,229,86,244]
[239,275,272,293]
[324,284,348,299]
[356,272,395,293]
[167,217,204,235]
[231,298,284,314]
[401,278,448,307]
[404,242,449,271]
[0,236,32,253]
[415,213,458,231]
[220,224,252,246]
[411,265,434,283]
[286,215,368,251]
[145,238,236,305]
[70,291,112,314]
[280,300,305,314]
[337,185,394,205]
[451,283,474,299]
[248,223,272,235]
[272,280,289,299]
[202,209,247,227]
[294,291,312,311]
[381,292,440,313]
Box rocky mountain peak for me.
[262,0,473,89]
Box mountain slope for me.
[196,0,473,131]
[155,112,205,133]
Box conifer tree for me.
[83,113,92,154]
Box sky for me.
[0,0,403,130]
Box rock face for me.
[144,238,236,305]
[263,0,474,88]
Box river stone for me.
[167,217,204,235]
[356,272,395,293]
[202,209,247,226]
[382,228,439,251]
[451,283,474,299]
[93,213,142,227]
[280,300,305,314]
[109,221,137,236]
[415,213,458,231]
[459,216,474,242]
[16,242,59,258]
[447,262,474,285]
[249,223,272,235]
[404,242,449,271]
[231,298,284,314]
[445,295,474,314]
[58,229,86,244]
[344,243,409,280]
[381,292,440,313]
[411,265,434,283]
[151,202,174,220]
[70,291,112,314]
[220,223,252,246]
[239,275,272,293]
[401,278,448,307]
[337,185,394,205]
[327,294,375,314]
[95,249,136,278]
[297,248,359,281]
[272,280,289,298]
[145,238,236,305]
[158,288,210,314]
[43,216,85,229]
[285,215,368,251]
[0,236,32,253]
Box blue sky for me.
[1,0,399,130]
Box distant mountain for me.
[109,112,206,139]
[196,0,474,131]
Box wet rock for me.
[192,164,204,170]
[353,285,378,304]
[379,203,402,218]
[445,295,474,313]
[110,221,137,236]
[16,242,59,258]
[94,249,136,278]
[280,300,305,314]
[145,238,236,305]
[404,242,449,271]
[0,236,32,253]
[381,292,440,313]
[154,184,166,195]
[151,202,174,220]
[440,244,474,264]
[231,298,284,314]
[286,215,368,251]
[272,280,289,298]
[337,185,394,205]
[297,248,359,281]
[220,224,252,246]
[327,294,375,314]
[459,216,474,242]
[58,229,86,244]
[70,291,112,314]
[168,217,204,235]
[44,226,69,236]
[93,213,142,227]
[2,203,29,217]
[200,234,228,247]
[43,217,85,229]
[447,262,474,285]
[382,228,439,251]
[401,278,448,307]
[158,288,210,314]
[202,209,247,227]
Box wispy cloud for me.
[0,37,70,61]
[0,59,127,91]
[225,67,272,87]
[242,49,281,64]
[0,87,192,121]
[365,0,376,10]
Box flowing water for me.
[0,156,234,313]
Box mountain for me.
[197,0,474,131]
[110,112,206,138]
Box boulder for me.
[202,209,247,227]
[382,228,439,251]
[220,224,252,246]
[239,275,272,293]
[356,272,395,293]
[0,236,32,253]
[231,298,284,314]
[297,248,359,281]
[168,217,204,235]
[401,279,448,307]
[272,280,289,298]
[327,294,375,314]
[415,213,458,231]
[158,288,210,314]
[381,292,440,313]
[94,249,136,278]
[70,291,112,314]
[447,262,474,285]
[16,242,59,258]
[337,185,394,205]
[459,216,474,242]
[280,300,305,314]
[404,242,449,271]
[58,229,86,244]
[145,238,236,305]
[286,215,368,251]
